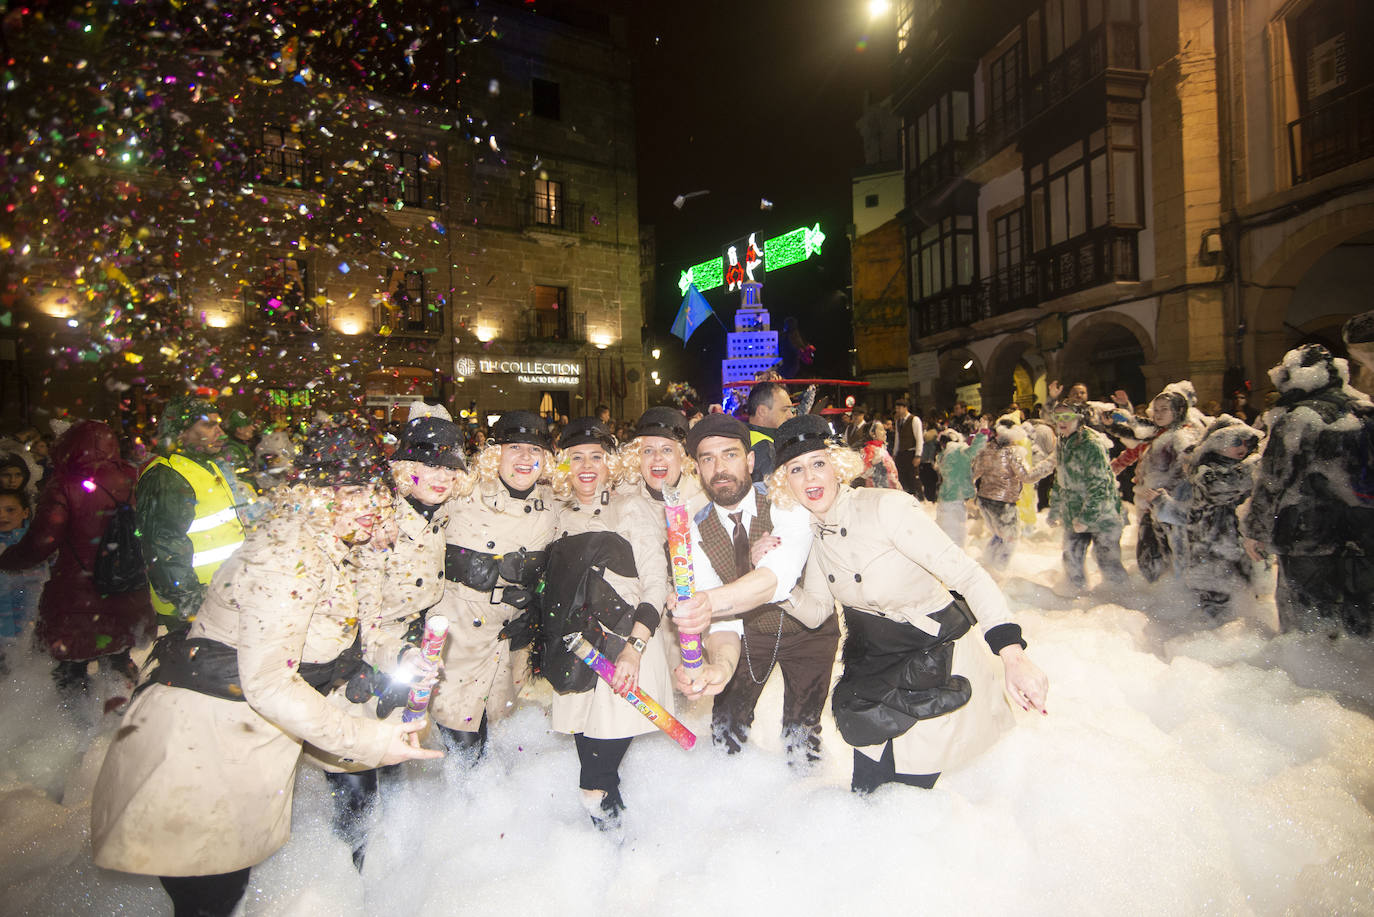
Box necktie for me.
[729,510,750,578]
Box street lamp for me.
[651,347,661,360]
[867,0,891,18]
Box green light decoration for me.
[763,223,826,271]
[677,223,825,295]
[678,256,724,295]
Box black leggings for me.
[573,734,631,795]
[158,868,251,917]
[851,740,939,794]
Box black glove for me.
[498,609,537,651]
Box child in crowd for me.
[972,415,1054,571]
[1148,415,1262,619]
[933,428,987,547]
[1048,404,1128,590]
[0,490,46,659]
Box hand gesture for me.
[1244,537,1265,562]
[673,661,731,699]
[1048,380,1064,401]
[380,718,445,765]
[1112,389,1131,407]
[672,592,714,634]
[750,534,781,566]
[612,642,642,696]
[999,645,1048,714]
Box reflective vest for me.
[142,454,246,617]
[749,429,774,447]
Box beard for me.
[704,471,751,507]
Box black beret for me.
[557,416,617,452]
[394,417,465,470]
[634,406,688,442]
[774,414,838,468]
[490,410,552,451]
[685,413,751,458]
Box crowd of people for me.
[0,337,1368,916]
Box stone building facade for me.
[1,1,645,435]
[879,0,1374,417]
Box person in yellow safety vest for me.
[745,381,794,483]
[136,397,247,629]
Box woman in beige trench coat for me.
[90,426,442,917]
[542,417,672,829]
[766,414,1048,794]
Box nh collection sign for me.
[456,355,582,387]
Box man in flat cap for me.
[672,413,839,765]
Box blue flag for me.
[670,283,715,343]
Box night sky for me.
[610,0,893,401]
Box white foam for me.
[2,507,1372,915]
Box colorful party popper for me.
[402,614,449,723]
[563,633,696,750]
[661,481,703,672]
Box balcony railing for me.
[1289,84,1374,185]
[250,147,320,189]
[523,309,587,342]
[520,196,585,233]
[910,140,973,203]
[1026,23,1140,128]
[966,22,1142,170]
[910,226,1139,342]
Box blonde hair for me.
[550,444,624,500]
[390,459,476,501]
[473,442,553,487]
[766,444,864,510]
[618,435,697,487]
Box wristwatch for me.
[626,636,647,654]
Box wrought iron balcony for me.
[520,196,585,233]
[1289,84,1374,185]
[909,226,1139,343]
[522,309,587,343]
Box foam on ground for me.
[1,507,1371,915]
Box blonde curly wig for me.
[390,459,476,501]
[473,442,553,487]
[549,444,624,501]
[618,435,697,488]
[766,443,864,510]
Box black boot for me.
[436,711,488,764]
[581,786,625,832]
[325,769,379,871]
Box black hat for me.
[295,424,390,487]
[685,413,751,458]
[774,414,838,468]
[557,416,617,452]
[634,406,688,442]
[394,417,465,470]
[490,410,552,451]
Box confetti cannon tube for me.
[402,615,449,723]
[563,633,696,750]
[661,482,703,672]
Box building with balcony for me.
[1218,0,1374,390]
[1,1,645,434]
[883,0,1374,415]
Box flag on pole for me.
[670,283,715,344]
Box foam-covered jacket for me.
[1243,348,1374,555]
[935,433,987,502]
[1049,427,1123,532]
[973,427,1053,504]
[1157,416,1260,592]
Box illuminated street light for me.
[651,347,661,360]
[963,359,974,370]
[868,0,891,18]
